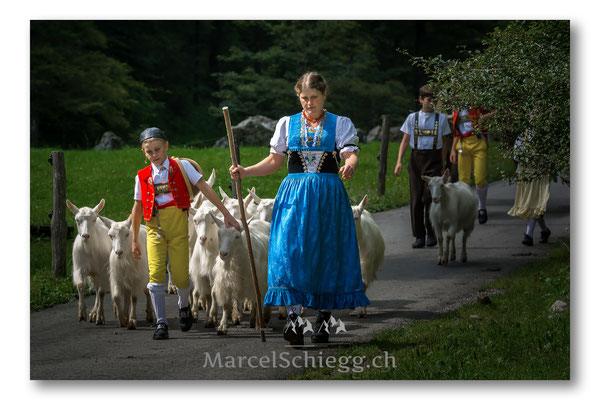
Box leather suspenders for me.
[413,112,439,150]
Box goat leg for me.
[450,235,456,261]
[217,303,231,335]
[113,295,127,327]
[231,299,242,325]
[127,295,137,330]
[95,289,106,325]
[77,283,87,321]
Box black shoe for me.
[478,209,488,224]
[540,229,551,243]
[311,311,331,344]
[426,234,437,247]
[283,312,304,346]
[412,237,425,249]
[522,234,533,246]
[153,323,169,340]
[179,306,193,332]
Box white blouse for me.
[269,115,360,157]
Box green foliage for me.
[30,21,161,148]
[211,21,412,131]
[405,21,570,184]
[293,242,570,380]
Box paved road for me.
[30,180,570,380]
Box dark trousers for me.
[408,149,443,239]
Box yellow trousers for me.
[456,135,488,188]
[146,206,190,289]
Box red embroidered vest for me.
[138,157,191,221]
[452,107,488,137]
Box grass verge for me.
[292,241,570,380]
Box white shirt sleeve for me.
[180,160,203,185]
[269,116,289,156]
[336,116,360,155]
[440,114,452,136]
[134,175,141,201]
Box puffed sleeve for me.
[269,116,290,156]
[134,175,141,201]
[336,116,360,155]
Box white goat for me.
[352,194,385,317]
[100,216,154,329]
[422,169,478,265]
[208,213,271,334]
[247,190,275,222]
[189,201,221,326]
[66,199,112,325]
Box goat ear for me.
[188,207,197,217]
[192,192,204,209]
[209,211,225,228]
[65,199,79,215]
[219,186,229,201]
[126,215,132,229]
[98,215,113,229]
[246,216,254,225]
[207,168,216,188]
[442,169,450,184]
[93,199,105,215]
[358,194,368,211]
[243,193,254,211]
[421,175,430,182]
[248,189,261,204]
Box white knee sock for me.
[176,282,191,309]
[286,304,302,316]
[526,218,536,237]
[147,283,167,325]
[476,184,488,210]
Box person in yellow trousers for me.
[131,127,240,340]
[449,107,495,224]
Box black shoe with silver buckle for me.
[412,237,425,249]
[153,323,169,340]
[311,310,331,344]
[283,312,304,346]
[179,306,193,332]
[478,209,488,224]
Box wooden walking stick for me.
[223,106,266,342]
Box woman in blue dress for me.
[229,72,369,345]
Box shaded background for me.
[30,20,507,148]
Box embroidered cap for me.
[139,127,167,144]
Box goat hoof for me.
[127,320,137,330]
[216,328,227,335]
[146,316,153,324]
[204,321,216,328]
[96,315,105,325]
[461,256,467,263]
[358,313,366,318]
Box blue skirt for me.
[263,173,370,310]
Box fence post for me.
[50,151,67,278]
[377,115,391,196]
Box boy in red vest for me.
[131,127,240,340]
[449,107,495,224]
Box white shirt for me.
[133,158,203,205]
[400,111,451,150]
